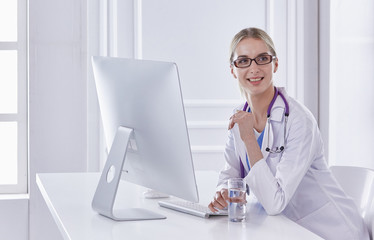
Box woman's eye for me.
[256,55,270,63]
[238,58,249,64]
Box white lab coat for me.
[217,88,369,240]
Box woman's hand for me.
[228,110,255,142]
[228,110,263,168]
[208,189,229,212]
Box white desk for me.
[36,171,323,240]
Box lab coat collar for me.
[268,87,288,122]
[261,87,288,161]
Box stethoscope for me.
[240,87,290,178]
[242,86,290,153]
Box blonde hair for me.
[229,27,277,99]
[229,27,277,64]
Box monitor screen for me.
[91,56,199,220]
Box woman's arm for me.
[246,112,321,215]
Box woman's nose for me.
[248,63,260,74]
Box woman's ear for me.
[231,65,238,79]
[273,57,279,73]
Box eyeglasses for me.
[232,54,276,68]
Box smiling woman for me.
[208,27,370,240]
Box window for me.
[0,0,27,193]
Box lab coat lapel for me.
[263,92,286,158]
[262,120,271,161]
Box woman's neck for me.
[246,86,275,131]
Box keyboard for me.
[158,199,228,218]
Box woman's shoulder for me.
[279,87,317,124]
[232,102,246,113]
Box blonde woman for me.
[208,27,369,240]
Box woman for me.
[208,27,369,240]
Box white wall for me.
[0,197,28,240]
[319,0,331,161]
[328,0,374,169]
[28,0,88,239]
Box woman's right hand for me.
[228,110,256,142]
[208,188,229,212]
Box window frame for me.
[0,0,28,193]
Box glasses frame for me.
[232,54,276,68]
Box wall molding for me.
[184,99,242,108]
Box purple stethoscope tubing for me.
[243,86,289,117]
[239,86,289,178]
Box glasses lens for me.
[255,55,273,65]
[234,58,251,68]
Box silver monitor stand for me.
[91,126,166,221]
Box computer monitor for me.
[91,56,199,221]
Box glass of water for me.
[228,178,247,222]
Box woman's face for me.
[231,38,278,97]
